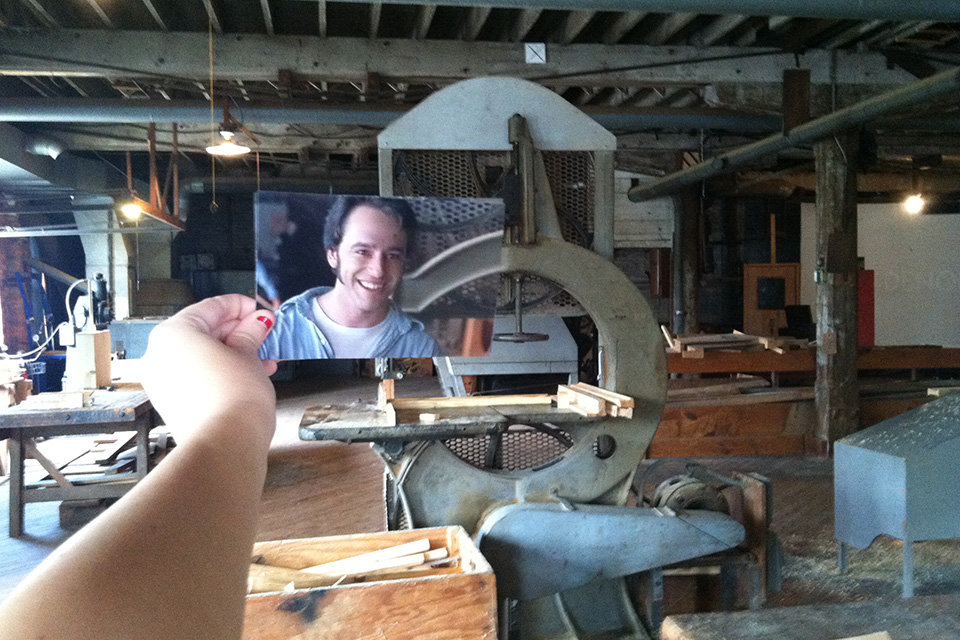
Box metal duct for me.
[0,99,780,134]
[628,65,960,201]
[316,0,959,22]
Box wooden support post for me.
[813,129,860,447]
[672,185,701,335]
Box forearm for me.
[0,409,276,640]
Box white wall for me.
[800,203,960,347]
[613,170,674,249]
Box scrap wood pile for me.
[661,326,811,358]
[28,431,173,487]
[248,537,458,594]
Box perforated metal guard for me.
[393,149,595,316]
[404,195,505,318]
[443,426,572,471]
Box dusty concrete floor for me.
[681,454,960,608]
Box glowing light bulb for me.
[120,202,143,219]
[206,130,251,156]
[904,194,924,215]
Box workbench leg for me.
[136,416,150,480]
[9,432,24,537]
[838,541,848,573]
[902,536,914,598]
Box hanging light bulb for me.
[903,194,924,215]
[119,200,143,219]
[206,129,251,156]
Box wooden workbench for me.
[661,595,960,640]
[0,389,156,537]
[667,346,960,375]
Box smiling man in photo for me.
[258,196,440,360]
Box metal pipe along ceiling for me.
[628,65,960,202]
[0,99,781,134]
[319,0,959,22]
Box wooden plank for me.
[23,439,72,487]
[668,346,960,375]
[244,527,497,640]
[94,431,137,465]
[657,404,799,440]
[668,349,814,374]
[248,563,342,594]
[253,528,456,571]
[301,539,431,575]
[391,394,552,410]
[859,346,960,371]
[668,388,814,407]
[377,379,395,409]
[929,387,960,397]
[243,572,497,640]
[666,376,770,400]
[569,382,634,408]
[660,595,960,640]
[18,391,87,410]
[649,436,805,458]
[556,385,606,417]
[674,333,760,347]
[860,396,933,429]
[0,390,150,427]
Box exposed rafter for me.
[200,0,222,34]
[0,31,919,88]
[261,0,275,35]
[18,0,58,28]
[507,8,541,42]
[318,0,960,22]
[646,13,697,45]
[83,0,113,28]
[140,0,167,30]
[413,4,436,39]
[317,0,327,37]
[369,2,382,38]
[461,6,492,41]
[602,11,644,44]
[559,11,594,44]
[696,14,748,45]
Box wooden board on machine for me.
[243,526,497,640]
[556,383,634,418]
[301,381,637,429]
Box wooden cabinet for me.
[742,263,800,337]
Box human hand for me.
[141,295,278,448]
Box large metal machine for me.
[302,78,745,639]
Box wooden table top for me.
[0,389,151,429]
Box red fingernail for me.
[257,315,273,329]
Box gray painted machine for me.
[302,78,746,639]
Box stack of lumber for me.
[248,537,457,594]
[662,327,810,359]
[556,383,634,417]
[244,526,497,640]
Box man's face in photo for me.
[326,204,407,322]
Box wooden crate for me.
[243,526,498,640]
